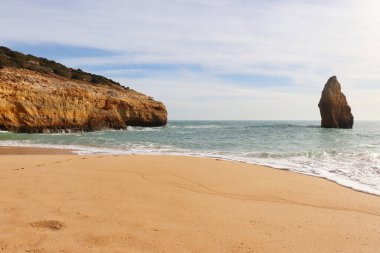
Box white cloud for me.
[1,0,380,119]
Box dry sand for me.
[0,153,380,252]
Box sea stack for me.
[0,47,167,133]
[318,76,354,129]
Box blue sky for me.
[1,0,380,120]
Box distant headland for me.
[0,46,167,133]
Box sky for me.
[1,0,380,120]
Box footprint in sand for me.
[86,235,131,246]
[29,220,64,231]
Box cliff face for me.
[318,76,353,129]
[0,68,167,133]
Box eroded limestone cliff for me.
[318,76,353,129]
[0,67,167,133]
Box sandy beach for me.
[0,152,380,253]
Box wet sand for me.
[0,146,73,155]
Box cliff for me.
[0,47,167,133]
[318,76,354,129]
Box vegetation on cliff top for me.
[0,46,123,87]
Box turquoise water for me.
[1,120,380,195]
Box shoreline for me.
[0,154,379,252]
[0,145,379,197]
[0,146,380,197]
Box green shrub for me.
[53,68,71,78]
[71,73,83,80]
[0,46,124,87]
[90,77,101,84]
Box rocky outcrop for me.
[318,76,353,129]
[0,67,167,133]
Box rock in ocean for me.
[0,47,167,133]
[318,76,354,129]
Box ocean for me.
[1,120,379,196]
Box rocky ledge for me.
[318,76,353,129]
[0,48,167,133]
